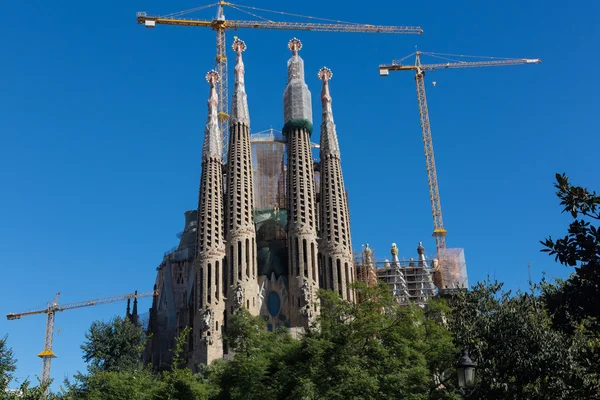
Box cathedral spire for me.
[192,70,226,366]
[230,38,249,126]
[317,66,354,301]
[318,67,340,158]
[132,291,138,317]
[225,37,259,317]
[283,38,312,135]
[203,70,221,162]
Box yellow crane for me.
[379,52,541,288]
[137,1,423,162]
[6,290,158,390]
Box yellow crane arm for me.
[380,57,541,73]
[137,14,423,34]
[6,290,158,320]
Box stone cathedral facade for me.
[144,38,355,370]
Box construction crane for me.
[137,1,423,163]
[6,290,158,390]
[379,51,541,288]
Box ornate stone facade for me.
[225,38,260,322]
[283,39,320,328]
[145,38,356,368]
[191,70,226,368]
[317,67,355,302]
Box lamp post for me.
[456,348,477,397]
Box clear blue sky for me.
[1,0,598,391]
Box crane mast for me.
[415,64,447,251]
[379,52,541,289]
[6,289,158,392]
[137,1,422,163]
[214,4,229,161]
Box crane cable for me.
[227,4,274,23]
[162,3,219,18]
[226,2,363,25]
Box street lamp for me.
[456,348,477,392]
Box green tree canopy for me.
[80,316,146,373]
[541,173,600,334]
[449,279,599,399]
[209,283,460,400]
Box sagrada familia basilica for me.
[139,36,467,370]
[143,38,356,369]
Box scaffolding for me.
[357,244,378,287]
[251,129,287,211]
[356,259,437,306]
[436,248,468,290]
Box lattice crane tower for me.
[137,1,422,162]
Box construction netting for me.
[251,130,287,211]
[250,129,321,279]
[435,248,468,290]
[252,130,288,278]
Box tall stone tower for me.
[192,70,226,367]
[317,67,355,302]
[283,38,320,328]
[225,38,259,318]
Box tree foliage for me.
[1,335,57,399]
[153,327,212,400]
[66,326,211,400]
[448,280,597,399]
[80,316,146,373]
[209,283,460,400]
[540,173,600,334]
[1,334,17,393]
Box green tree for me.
[154,327,212,400]
[1,334,17,393]
[209,284,460,400]
[207,308,298,400]
[449,280,596,399]
[275,283,459,400]
[62,369,157,400]
[541,173,600,333]
[1,335,58,399]
[81,316,146,373]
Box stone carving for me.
[233,284,244,308]
[299,304,313,319]
[301,279,311,304]
[200,308,212,331]
[201,334,213,345]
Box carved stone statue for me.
[233,284,244,308]
[200,308,212,331]
[299,304,313,319]
[300,279,310,304]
